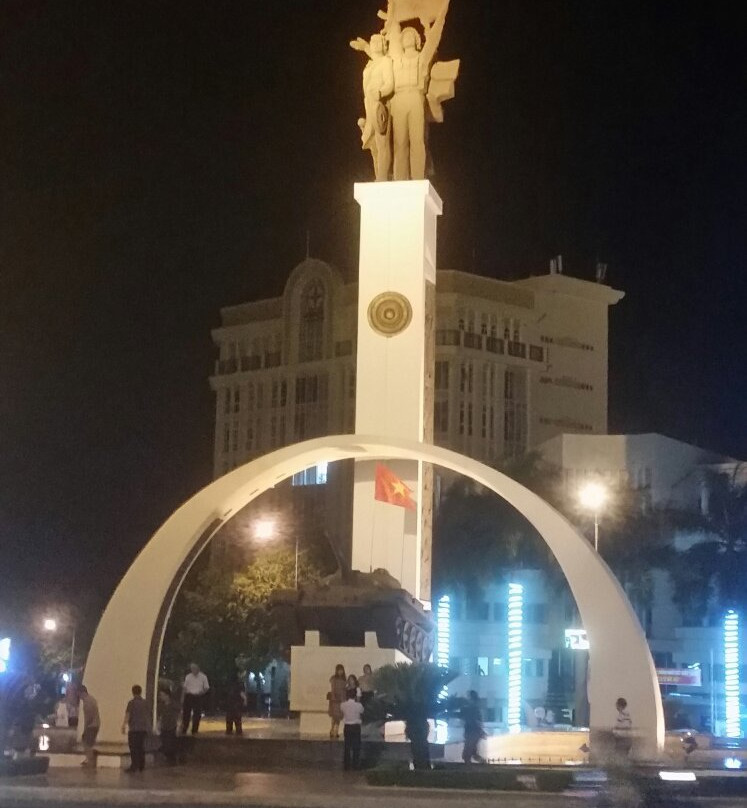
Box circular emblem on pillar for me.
[367,292,412,337]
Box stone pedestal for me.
[352,181,442,602]
[290,630,408,736]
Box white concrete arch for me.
[84,435,664,755]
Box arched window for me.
[298,279,325,362]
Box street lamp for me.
[254,518,300,588]
[253,519,275,541]
[578,481,608,552]
[43,617,76,680]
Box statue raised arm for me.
[420,0,449,68]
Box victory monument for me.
[82,0,665,760]
[351,0,459,181]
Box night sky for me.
[1,1,745,621]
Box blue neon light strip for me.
[436,595,450,668]
[507,582,524,733]
[724,610,740,739]
[436,595,451,698]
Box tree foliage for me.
[163,548,321,700]
[433,453,565,598]
[433,452,677,615]
[669,466,747,616]
[369,662,460,769]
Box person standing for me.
[461,690,486,764]
[346,674,361,698]
[121,685,151,773]
[158,687,180,765]
[341,689,364,771]
[78,686,100,768]
[359,664,375,708]
[613,697,633,757]
[327,664,347,739]
[225,671,246,736]
[181,663,209,735]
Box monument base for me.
[290,630,409,736]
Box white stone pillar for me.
[351,180,442,601]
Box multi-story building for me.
[210,258,623,472]
[208,258,623,564]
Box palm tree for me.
[670,465,747,618]
[369,662,460,769]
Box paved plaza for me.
[0,765,743,808]
[0,767,591,808]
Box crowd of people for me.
[73,664,211,772]
[4,657,634,772]
[326,663,376,770]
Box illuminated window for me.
[292,461,329,487]
[0,637,10,673]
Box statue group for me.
[351,0,460,181]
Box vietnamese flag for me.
[374,463,417,510]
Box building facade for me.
[208,258,623,566]
[210,258,624,476]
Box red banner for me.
[374,463,417,510]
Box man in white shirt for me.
[341,689,365,770]
[181,663,209,735]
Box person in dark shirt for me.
[461,690,486,764]
[225,671,246,736]
[121,685,151,772]
[158,687,180,765]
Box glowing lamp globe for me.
[579,482,607,512]
[254,519,275,541]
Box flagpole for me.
[370,501,376,573]
[400,519,406,586]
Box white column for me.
[351,180,442,601]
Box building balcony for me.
[436,329,461,346]
[462,332,482,350]
[529,345,544,362]
[216,359,238,375]
[241,356,261,371]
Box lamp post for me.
[578,481,608,552]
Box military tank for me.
[270,541,434,663]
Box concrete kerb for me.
[0,779,591,808]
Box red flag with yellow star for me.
[374,463,417,510]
